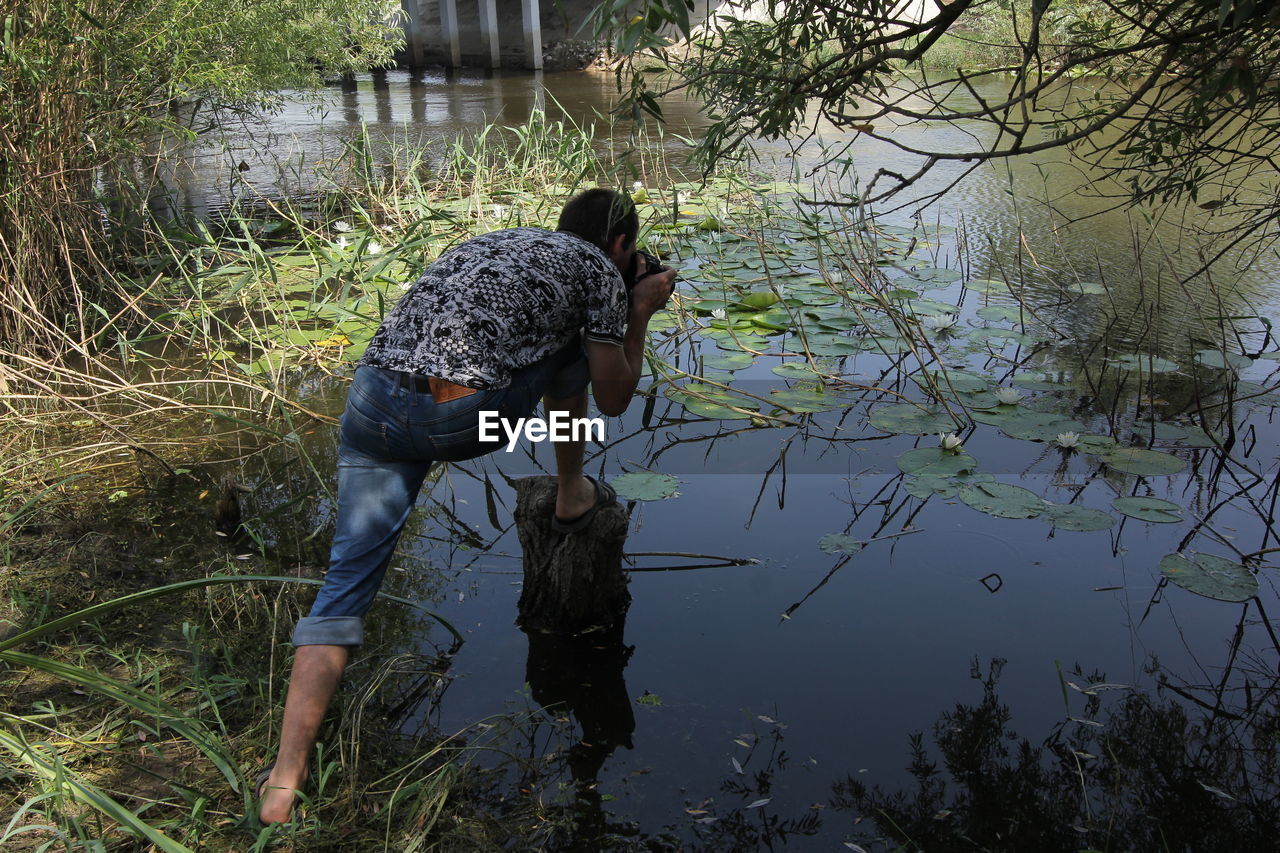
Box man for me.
[257,188,676,823]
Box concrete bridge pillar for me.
[440,0,462,67]
[522,0,543,70]
[479,0,501,69]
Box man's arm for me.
[588,269,676,417]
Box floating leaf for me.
[1076,434,1118,455]
[1112,496,1182,524]
[896,447,977,477]
[703,352,754,371]
[818,534,864,555]
[1160,553,1256,602]
[1179,426,1221,448]
[1108,354,1179,373]
[1041,504,1116,532]
[805,336,862,357]
[869,404,960,435]
[611,471,681,501]
[737,290,780,310]
[914,370,988,395]
[977,304,1022,323]
[1000,412,1086,443]
[1194,349,1251,371]
[772,362,820,379]
[965,278,1010,294]
[959,482,1045,519]
[1131,420,1188,441]
[770,389,840,412]
[1011,373,1071,391]
[1103,447,1186,476]
[905,471,994,500]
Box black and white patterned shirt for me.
[361,228,628,389]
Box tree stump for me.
[514,476,630,634]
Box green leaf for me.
[1108,354,1179,373]
[818,533,864,555]
[1112,496,1182,524]
[1103,447,1186,476]
[905,471,994,500]
[869,404,960,435]
[1040,504,1116,532]
[896,447,977,477]
[771,362,820,379]
[1160,552,1256,602]
[611,470,681,500]
[959,482,1045,519]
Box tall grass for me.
[0,109,673,849]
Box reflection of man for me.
[258,189,675,823]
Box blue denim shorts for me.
[292,342,590,647]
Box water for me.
[205,70,1280,848]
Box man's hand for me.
[630,266,676,318]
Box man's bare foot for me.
[258,768,306,824]
[555,474,598,523]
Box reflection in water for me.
[525,626,637,851]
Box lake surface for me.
[202,70,1280,848]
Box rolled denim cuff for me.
[292,616,364,647]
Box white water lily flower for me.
[996,387,1023,405]
[633,181,644,191]
[710,308,727,321]
[380,224,394,233]
[1056,431,1080,449]
[490,204,506,218]
[337,235,349,250]
[676,191,690,205]
[334,220,353,233]
[925,314,958,332]
[366,241,382,255]
[939,432,963,453]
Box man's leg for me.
[544,390,598,521]
[258,644,347,823]
[259,421,429,823]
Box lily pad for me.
[896,447,978,477]
[1011,373,1071,391]
[1001,413,1087,443]
[1075,434,1119,455]
[965,278,1010,295]
[914,370,989,395]
[1103,447,1186,476]
[977,304,1022,323]
[1194,349,1251,371]
[818,533,864,556]
[611,471,681,501]
[1041,503,1116,532]
[904,471,994,500]
[771,362,821,379]
[959,482,1045,519]
[1179,426,1221,448]
[1159,552,1256,602]
[1131,420,1188,441]
[703,352,755,371]
[869,404,961,435]
[770,388,840,413]
[1112,496,1182,524]
[1109,354,1179,374]
[805,336,861,357]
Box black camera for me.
[625,250,665,292]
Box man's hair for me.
[556,188,638,251]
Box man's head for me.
[557,189,639,264]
